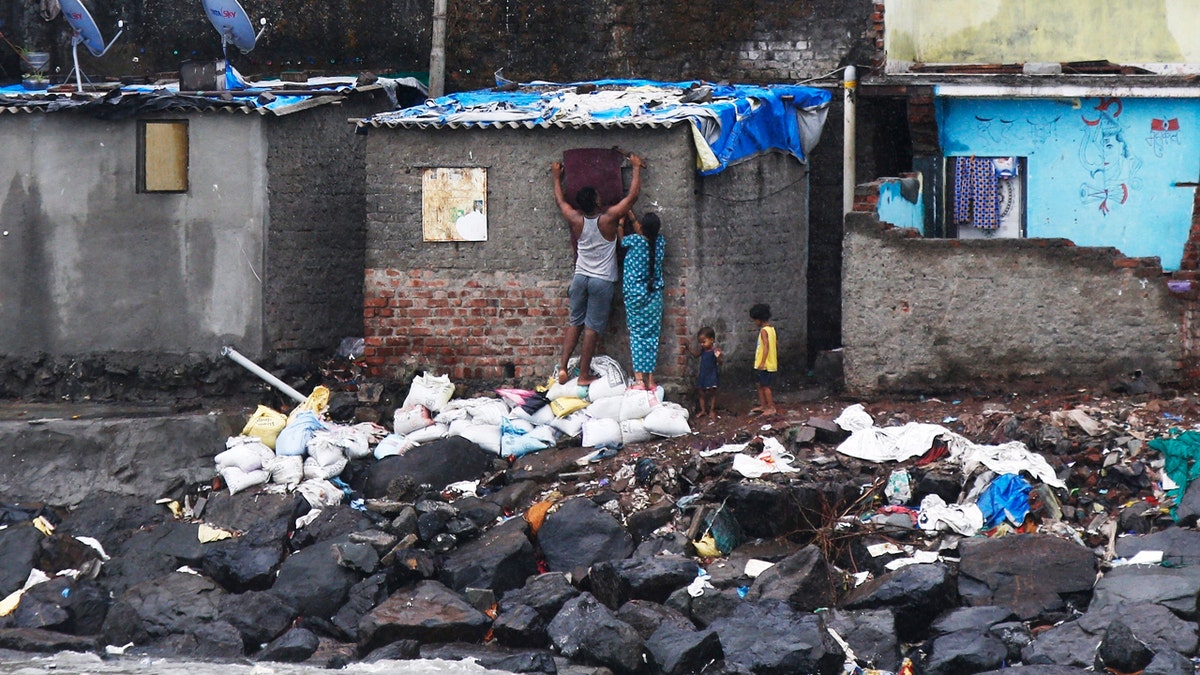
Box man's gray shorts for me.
[569,273,616,332]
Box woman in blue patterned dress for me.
[620,211,665,390]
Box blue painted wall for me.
[936,96,1200,270]
[877,178,925,231]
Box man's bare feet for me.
[577,376,597,386]
[759,407,777,416]
[557,368,570,385]
[748,407,763,416]
[695,411,707,419]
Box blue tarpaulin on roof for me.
[363,79,832,175]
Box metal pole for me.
[221,346,307,403]
[429,0,447,98]
[842,65,857,215]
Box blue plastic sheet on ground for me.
[976,473,1032,529]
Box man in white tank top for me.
[551,153,644,386]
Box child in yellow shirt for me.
[749,303,776,416]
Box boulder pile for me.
[3,375,1200,675]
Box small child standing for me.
[749,303,777,416]
[691,327,722,418]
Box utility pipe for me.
[221,346,306,403]
[429,0,447,98]
[843,65,857,215]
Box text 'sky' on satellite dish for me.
[201,0,268,55]
[60,0,121,57]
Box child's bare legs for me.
[759,384,776,416]
[704,389,718,418]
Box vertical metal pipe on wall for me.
[843,65,857,215]
[429,0,447,98]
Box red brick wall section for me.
[362,268,692,385]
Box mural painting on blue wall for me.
[936,95,1200,271]
[1147,117,1181,158]
[1079,98,1142,216]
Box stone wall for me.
[2,0,874,90]
[362,125,813,392]
[842,182,1185,395]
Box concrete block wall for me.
[842,181,1185,395]
[264,96,391,356]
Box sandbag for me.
[585,396,623,420]
[309,425,371,461]
[220,466,269,495]
[546,377,579,402]
[406,422,449,444]
[620,419,655,445]
[619,388,659,421]
[288,385,331,424]
[303,455,348,481]
[549,410,587,438]
[501,417,552,459]
[643,402,691,437]
[458,423,502,455]
[465,399,510,426]
[550,396,589,417]
[586,377,626,402]
[267,455,304,486]
[393,404,435,436]
[530,403,558,425]
[241,405,288,450]
[375,433,418,460]
[403,373,456,412]
[275,411,327,457]
[215,436,273,473]
[582,417,623,449]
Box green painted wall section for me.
[886,0,1200,66]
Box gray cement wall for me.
[842,212,1183,395]
[0,113,267,360]
[363,126,812,390]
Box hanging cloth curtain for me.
[952,156,1000,230]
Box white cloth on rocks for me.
[834,404,1065,488]
[917,494,983,536]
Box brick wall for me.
[362,125,813,394]
[843,185,1187,394]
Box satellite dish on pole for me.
[201,0,268,57]
[59,0,123,92]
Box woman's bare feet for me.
[758,407,777,417]
[695,411,708,419]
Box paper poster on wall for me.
[422,167,488,241]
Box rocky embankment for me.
[3,383,1200,675]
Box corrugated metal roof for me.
[355,79,833,175]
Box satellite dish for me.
[59,0,123,92]
[201,0,268,56]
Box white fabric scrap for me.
[834,404,1065,489]
[1112,550,1164,567]
[731,438,800,478]
[687,569,715,597]
[884,550,940,571]
[917,494,984,536]
[744,559,774,578]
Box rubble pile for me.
[3,369,1200,675]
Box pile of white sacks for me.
[213,356,691,500]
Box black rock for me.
[957,534,1094,620]
[626,501,676,544]
[364,437,495,499]
[362,638,421,661]
[930,606,1016,636]
[645,623,723,675]
[924,629,1008,675]
[0,523,43,597]
[257,626,320,663]
[11,577,73,631]
[708,599,844,675]
[666,586,742,628]
[388,506,419,538]
[0,626,99,653]
[616,599,695,640]
[587,554,699,609]
[332,541,380,574]
[217,590,296,650]
[841,563,957,642]
[499,572,580,620]
[546,593,645,674]
[824,608,899,672]
[203,490,303,533]
[1144,649,1196,675]
[1093,620,1154,674]
[358,580,491,652]
[269,535,362,619]
[1114,526,1200,567]
[99,522,205,596]
[201,518,288,592]
[744,544,840,611]
[989,620,1033,663]
[145,619,244,660]
[440,516,536,597]
[1077,602,1199,656]
[332,573,391,641]
[102,571,227,646]
[1091,565,1200,619]
[538,497,633,581]
[492,603,548,648]
[391,547,440,587]
[452,496,504,529]
[476,651,559,674]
